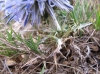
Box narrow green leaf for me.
[12,29,23,42]
[6,30,13,41]
[24,36,41,54]
[40,66,45,74]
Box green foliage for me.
[0,39,18,56]
[0,27,42,56]
[40,66,45,74]
[56,10,68,29]
[95,7,100,30]
[7,28,41,54]
[24,36,41,54]
[12,29,23,42]
[6,29,13,41]
[0,48,17,56]
[70,0,94,25]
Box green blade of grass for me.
[40,66,45,74]
[6,30,13,42]
[12,29,23,42]
[95,8,100,30]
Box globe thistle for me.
[0,0,73,30]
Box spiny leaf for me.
[24,36,41,54]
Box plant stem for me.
[48,16,61,31]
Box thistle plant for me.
[0,0,73,30]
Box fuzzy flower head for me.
[0,0,73,26]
